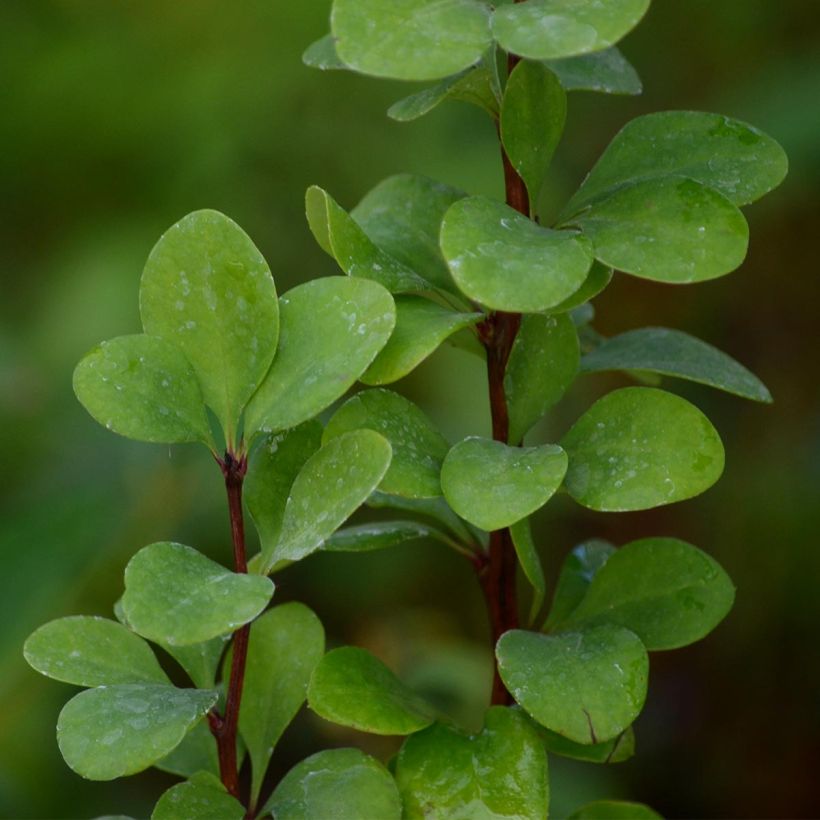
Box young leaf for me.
[323,520,449,553]
[388,67,499,122]
[540,726,635,765]
[440,196,593,311]
[154,719,219,778]
[140,210,278,443]
[510,518,546,624]
[561,387,725,511]
[505,312,580,444]
[492,0,650,61]
[362,296,483,386]
[57,684,217,780]
[331,0,492,82]
[244,277,396,438]
[308,646,435,735]
[395,707,549,819]
[580,326,772,402]
[367,491,478,546]
[547,261,613,314]
[568,800,662,820]
[24,616,168,687]
[264,429,392,571]
[545,540,616,629]
[240,603,325,803]
[302,34,347,71]
[497,626,648,744]
[245,421,324,559]
[73,335,212,446]
[324,389,449,499]
[152,772,245,820]
[441,437,568,531]
[122,542,274,646]
[501,61,567,206]
[262,748,401,820]
[547,48,642,95]
[564,537,735,650]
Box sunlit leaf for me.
[388,67,498,122]
[152,772,245,820]
[547,48,642,95]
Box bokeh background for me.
[2,1,818,817]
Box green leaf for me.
[240,603,325,802]
[161,636,230,691]
[510,518,546,625]
[305,186,429,292]
[547,261,613,314]
[563,111,789,214]
[561,387,725,511]
[501,60,567,206]
[388,67,498,122]
[262,748,402,820]
[57,684,217,780]
[571,176,750,283]
[565,537,735,650]
[140,210,278,443]
[568,800,662,820]
[122,542,274,646]
[395,706,549,819]
[245,421,324,560]
[351,174,466,294]
[547,48,642,95]
[441,196,593,311]
[331,0,492,82]
[152,773,245,820]
[303,34,347,71]
[324,520,449,553]
[505,312,580,444]
[308,646,435,735]
[154,719,218,778]
[580,327,772,402]
[492,0,650,61]
[24,616,168,687]
[244,277,396,438]
[441,437,567,531]
[264,429,392,571]
[362,297,483,385]
[497,626,648,744]
[545,540,616,629]
[540,726,635,764]
[324,389,448,498]
[73,335,212,446]
[367,491,478,546]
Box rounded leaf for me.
[152,774,244,820]
[568,800,662,820]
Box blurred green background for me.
[1,1,818,817]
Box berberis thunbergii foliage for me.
[24,1,786,818]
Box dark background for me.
[1,1,818,817]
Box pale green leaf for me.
[57,684,217,780]
[388,67,498,122]
[441,437,567,530]
[510,518,546,625]
[140,210,278,442]
[122,542,274,646]
[497,626,648,744]
[245,277,396,438]
[568,800,662,820]
[324,389,448,498]
[303,34,347,70]
[152,773,245,820]
[441,196,593,311]
[580,327,772,402]
[546,47,642,95]
[73,335,212,446]
[561,387,725,511]
[331,0,492,82]
[324,520,448,553]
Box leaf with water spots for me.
[140,210,278,445]
[441,196,593,311]
[263,429,392,571]
[308,646,435,735]
[24,616,169,687]
[564,537,735,650]
[73,335,212,447]
[568,800,662,819]
[546,47,642,95]
[244,277,396,438]
[121,542,273,646]
[581,327,772,402]
[561,387,725,511]
[57,684,217,780]
[388,67,499,122]
[497,626,648,744]
[395,706,549,819]
[261,748,402,820]
[441,437,568,531]
[324,389,448,498]
[510,518,546,624]
[152,772,245,820]
[331,0,492,81]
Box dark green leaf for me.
[547,48,642,95]
[388,67,498,122]
[510,518,546,624]
[546,261,613,314]
[152,772,245,820]
[153,719,218,778]
[160,636,230,691]
[367,491,478,546]
[324,520,448,553]
[540,726,635,764]
[568,800,662,819]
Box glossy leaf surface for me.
[441,437,567,530]
[152,773,244,820]
[541,726,635,764]
[547,261,613,314]
[547,48,642,95]
[568,800,662,820]
[324,520,447,553]
[57,684,217,780]
[562,387,724,511]
[497,626,648,744]
[367,491,477,546]
[510,518,546,624]
[388,68,498,122]
[122,542,273,646]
